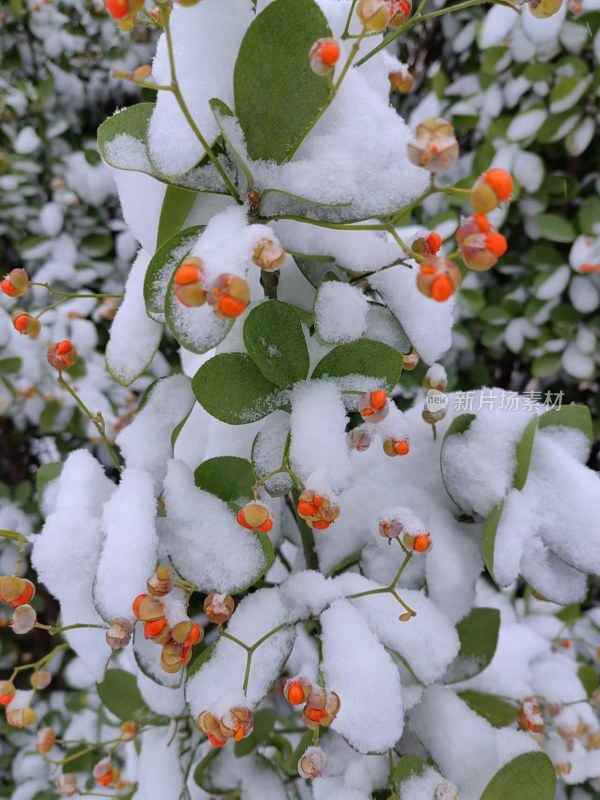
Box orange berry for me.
[57,340,72,356]
[312,520,331,530]
[305,707,328,723]
[581,263,600,274]
[257,518,273,534]
[208,733,227,748]
[143,617,167,639]
[132,593,148,619]
[420,264,436,275]
[473,213,490,233]
[298,501,317,517]
[174,263,202,286]
[312,496,324,508]
[426,232,442,253]
[0,681,15,706]
[218,295,246,318]
[96,772,113,788]
[184,623,203,648]
[47,340,78,371]
[13,314,29,333]
[370,389,387,410]
[431,274,454,302]
[1,278,16,297]
[237,509,253,530]
[562,639,571,649]
[483,169,513,202]
[287,682,306,706]
[484,232,507,259]
[105,0,134,18]
[413,533,431,552]
[319,41,340,66]
[394,440,410,456]
[9,583,34,607]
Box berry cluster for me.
[283,676,341,731]
[297,490,340,531]
[196,706,254,747]
[348,390,411,459]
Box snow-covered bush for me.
[396,0,600,392]
[1,0,600,799]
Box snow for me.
[314,282,369,344]
[507,107,548,141]
[321,599,404,753]
[94,467,158,623]
[106,249,164,386]
[134,727,184,800]
[289,381,351,496]
[116,375,195,490]
[162,459,269,593]
[370,265,455,365]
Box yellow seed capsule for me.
[356,0,391,30]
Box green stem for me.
[390,176,436,225]
[266,215,388,231]
[57,375,122,471]
[390,551,413,587]
[10,643,68,681]
[0,529,28,544]
[162,7,241,204]
[36,622,108,635]
[28,282,123,300]
[220,631,250,651]
[355,0,487,67]
[388,227,423,262]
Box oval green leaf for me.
[243,300,310,388]
[482,502,503,579]
[194,456,256,503]
[192,353,285,424]
[144,226,204,322]
[444,607,500,683]
[458,691,518,728]
[311,338,403,391]
[97,669,146,721]
[538,403,593,454]
[156,185,197,250]
[233,0,332,163]
[480,752,556,800]
[513,416,538,491]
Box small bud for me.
[357,389,389,423]
[309,38,341,76]
[0,576,35,606]
[528,0,562,16]
[297,491,340,530]
[399,611,414,622]
[31,670,52,690]
[147,565,176,597]
[1,268,28,298]
[11,603,36,634]
[402,349,420,371]
[208,274,250,320]
[379,517,403,541]
[517,697,544,733]
[93,759,115,788]
[220,706,254,742]
[12,311,41,338]
[416,257,462,303]
[237,501,274,534]
[0,681,15,706]
[120,720,139,741]
[423,364,447,392]
[47,340,78,371]
[470,169,513,214]
[389,0,412,27]
[6,707,37,728]
[284,676,313,706]
[346,426,372,452]
[298,746,327,779]
[173,257,207,308]
[422,406,446,425]
[252,236,286,271]
[104,0,143,20]
[389,66,414,93]
[56,775,78,797]
[413,231,442,257]
[456,213,507,272]
[356,0,391,30]
[204,593,235,625]
[105,617,133,650]
[383,438,410,457]
[36,727,56,754]
[134,594,165,622]
[407,118,459,173]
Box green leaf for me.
[98,103,154,175]
[538,404,593,454]
[144,226,204,322]
[209,98,254,196]
[458,691,518,727]
[97,669,146,721]
[513,416,538,490]
[482,503,503,579]
[243,301,310,388]
[233,0,332,163]
[534,214,576,243]
[62,747,98,775]
[192,353,284,425]
[193,747,226,793]
[578,663,599,697]
[194,456,255,503]
[0,357,21,374]
[234,709,277,757]
[549,75,591,114]
[578,196,600,235]
[156,186,197,250]
[395,755,427,784]
[480,752,556,800]
[81,234,113,258]
[36,462,63,516]
[311,339,402,391]
[445,608,500,683]
[532,353,561,379]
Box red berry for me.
[132,593,148,619]
[483,169,513,202]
